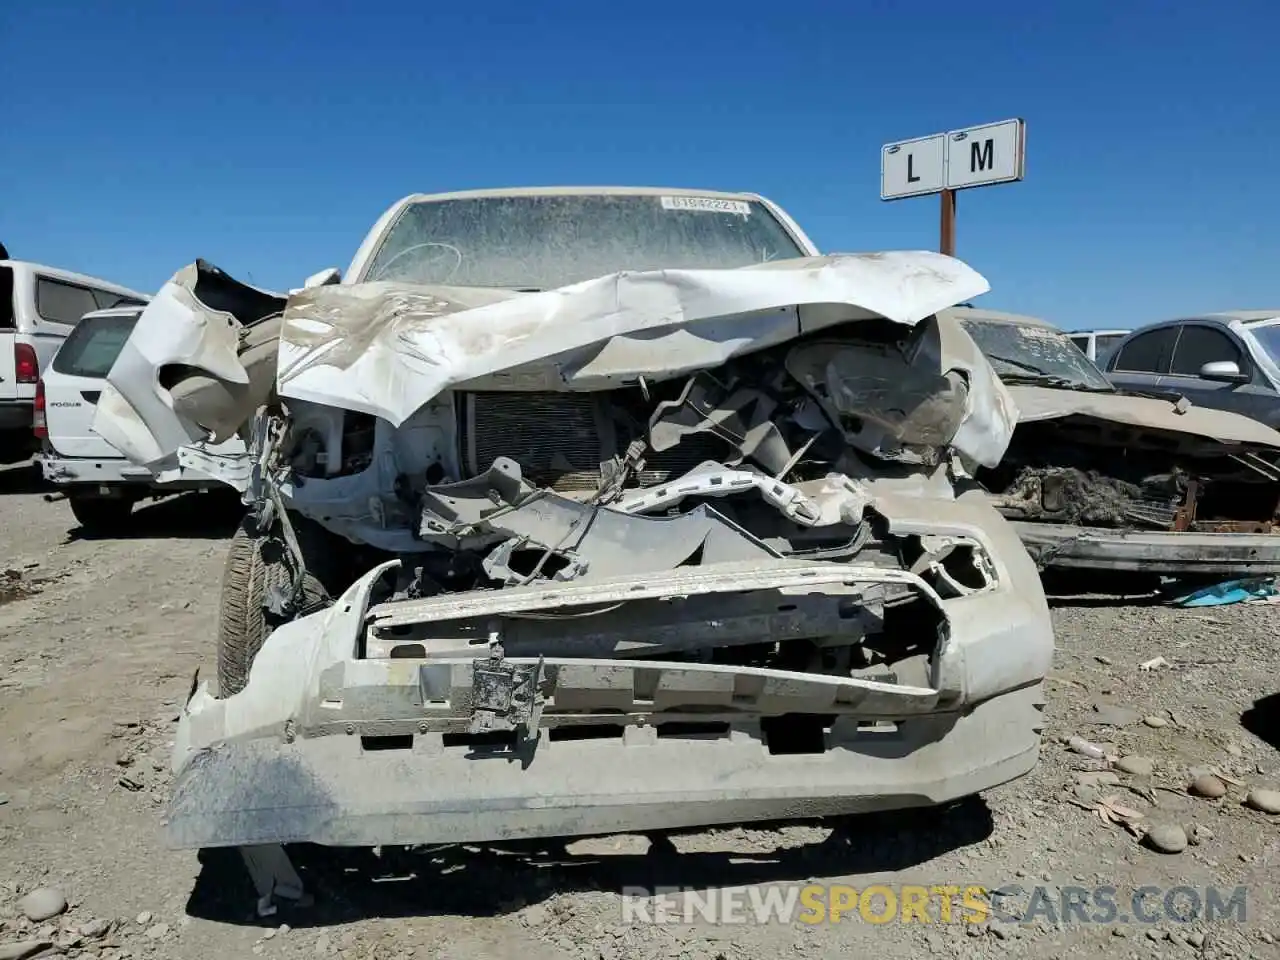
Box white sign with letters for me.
[880,118,1025,200]
[880,133,946,201]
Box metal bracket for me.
[469,649,545,742]
[239,843,311,917]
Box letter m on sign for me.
[971,139,994,172]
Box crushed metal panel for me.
[783,312,1015,469]
[168,315,282,443]
[165,684,1045,849]
[90,251,1015,474]
[1011,521,1280,575]
[913,310,1018,469]
[415,457,783,584]
[367,558,947,630]
[367,588,883,660]
[94,261,285,467]
[1006,384,1280,450]
[274,252,992,427]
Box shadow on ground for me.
[1240,692,1280,753]
[1045,593,1166,609]
[1041,571,1252,609]
[0,461,47,495]
[1040,570,1166,608]
[65,490,244,542]
[0,433,37,467]
[185,798,994,926]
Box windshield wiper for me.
[986,354,1049,375]
[998,372,1115,392]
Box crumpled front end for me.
[92,251,1017,490]
[169,482,1052,849]
[131,248,1053,848]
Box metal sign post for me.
[881,118,1026,257]
[939,189,956,257]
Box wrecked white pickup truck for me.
[92,188,1052,903]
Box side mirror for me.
[1199,360,1248,383]
[302,267,341,290]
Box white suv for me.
[1068,328,1129,365]
[36,306,245,532]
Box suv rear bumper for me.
[37,452,224,490]
[38,453,161,486]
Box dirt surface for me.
[2,454,1279,960]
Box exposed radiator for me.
[459,392,734,492]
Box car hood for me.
[1007,384,1280,450]
[94,251,1019,472]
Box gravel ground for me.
[2,454,1279,960]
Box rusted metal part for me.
[1189,519,1276,535]
[940,189,957,256]
[1180,479,1279,533]
[1172,478,1199,532]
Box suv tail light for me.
[33,378,47,439]
[15,342,38,383]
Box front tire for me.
[68,493,134,533]
[216,516,330,697]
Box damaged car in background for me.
[92,188,1053,907]
[947,307,1280,580]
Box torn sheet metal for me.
[647,374,792,474]
[414,457,780,584]
[479,500,780,585]
[781,313,1014,468]
[95,251,1014,476]
[612,462,831,525]
[1006,384,1280,451]
[93,261,286,467]
[275,252,1001,435]
[367,589,882,660]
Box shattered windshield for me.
[361,194,807,289]
[959,319,1115,390]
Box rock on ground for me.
[15,888,65,923]
[1245,788,1280,813]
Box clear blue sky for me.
[3,0,1277,329]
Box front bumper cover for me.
[168,682,1045,848]
[167,541,1053,849]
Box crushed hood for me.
[94,251,1019,471]
[278,252,992,423]
[1007,384,1280,450]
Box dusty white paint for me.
[1007,384,1280,449]
[94,250,1019,472]
[275,252,1010,460]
